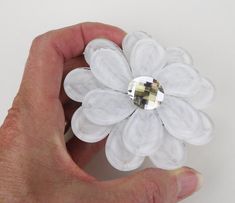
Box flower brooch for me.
[64,31,215,171]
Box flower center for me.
[127,76,164,110]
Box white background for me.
[0,0,235,202]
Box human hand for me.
[0,22,202,203]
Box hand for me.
[0,22,202,203]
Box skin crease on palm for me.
[0,22,202,203]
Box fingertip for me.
[173,167,203,201]
[80,22,126,46]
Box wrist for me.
[0,152,29,202]
[0,127,30,202]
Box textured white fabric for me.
[64,68,103,102]
[150,130,187,170]
[84,38,122,65]
[83,89,137,126]
[90,49,132,92]
[186,77,215,109]
[155,63,200,97]
[71,107,112,143]
[122,31,150,62]
[186,112,214,145]
[166,47,193,65]
[130,38,166,77]
[157,95,202,140]
[63,31,215,171]
[105,120,145,171]
[123,109,163,156]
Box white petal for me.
[130,38,166,77]
[71,107,112,143]
[166,47,193,65]
[84,38,122,65]
[155,63,200,97]
[90,49,132,92]
[122,31,151,62]
[186,77,215,109]
[157,96,202,140]
[123,109,163,156]
[105,120,145,171]
[186,112,214,145]
[83,89,137,126]
[64,68,103,102]
[149,130,187,170]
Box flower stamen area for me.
[128,76,164,110]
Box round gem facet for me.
[128,76,164,110]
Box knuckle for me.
[138,168,167,203]
[31,34,46,48]
[142,178,164,203]
[31,30,55,49]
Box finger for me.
[66,136,106,168]
[19,22,126,104]
[64,56,88,76]
[63,98,107,167]
[63,99,81,122]
[100,167,203,203]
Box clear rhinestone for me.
[128,76,164,110]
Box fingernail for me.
[176,168,203,201]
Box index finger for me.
[19,22,126,102]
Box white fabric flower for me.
[64,31,215,171]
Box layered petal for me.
[84,38,122,65]
[155,63,200,97]
[105,120,145,171]
[166,47,193,65]
[89,49,132,92]
[186,112,214,145]
[157,96,202,140]
[71,107,112,143]
[122,31,151,62]
[130,38,166,77]
[186,77,215,109]
[64,68,103,102]
[122,109,163,156]
[83,89,137,126]
[149,130,187,170]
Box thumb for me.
[106,167,203,203]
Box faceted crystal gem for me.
[128,76,164,110]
